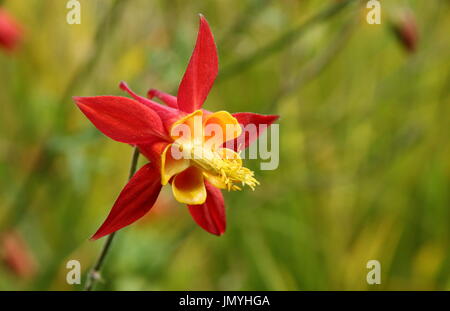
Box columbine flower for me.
[0,9,22,52]
[74,16,278,238]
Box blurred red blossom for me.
[390,10,419,53]
[1,230,37,280]
[0,8,23,52]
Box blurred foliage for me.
[0,0,449,290]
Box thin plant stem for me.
[265,15,359,113]
[217,0,358,83]
[84,147,140,291]
[218,0,272,49]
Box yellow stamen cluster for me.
[183,144,259,191]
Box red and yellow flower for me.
[74,16,278,238]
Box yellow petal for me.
[170,110,203,145]
[161,144,190,185]
[203,172,227,189]
[203,111,242,149]
[172,166,206,205]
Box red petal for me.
[226,112,279,151]
[74,96,166,144]
[147,89,178,109]
[91,163,162,240]
[188,182,226,236]
[137,140,170,168]
[119,82,183,132]
[177,15,218,113]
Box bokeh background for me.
[1,0,449,290]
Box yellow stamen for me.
[176,143,259,191]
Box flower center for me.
[176,142,259,191]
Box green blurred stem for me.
[265,15,359,112]
[218,0,271,49]
[218,0,357,83]
[84,147,140,291]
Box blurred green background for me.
[0,0,449,290]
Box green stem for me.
[217,0,357,83]
[84,147,140,291]
[218,0,271,49]
[265,15,359,113]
